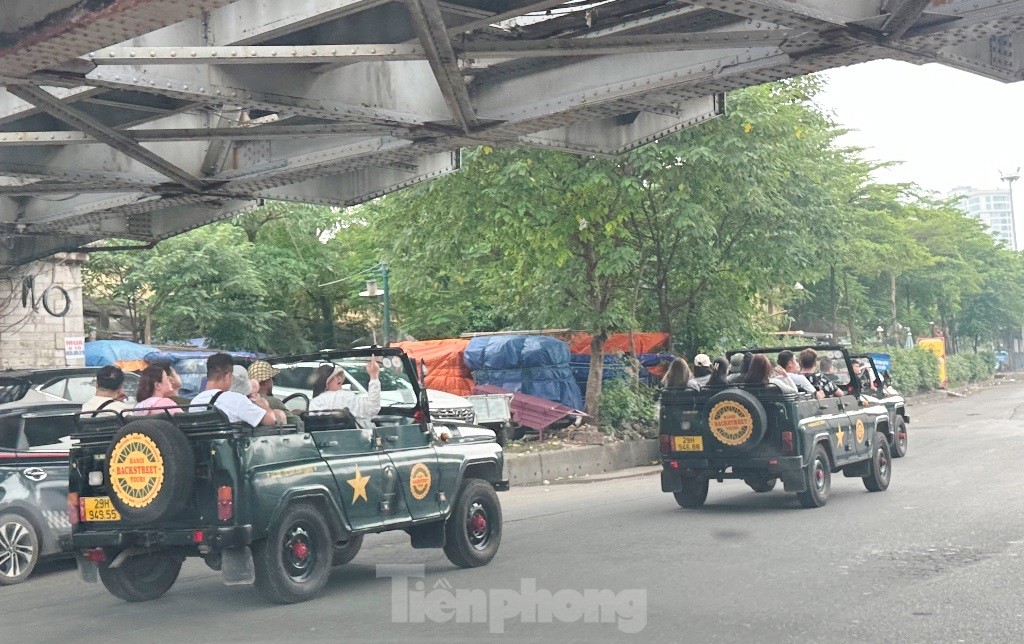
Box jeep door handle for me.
[384,435,398,443]
[319,440,339,447]
[23,467,47,482]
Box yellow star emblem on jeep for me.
[347,466,370,504]
[835,426,846,445]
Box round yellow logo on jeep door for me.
[109,433,165,508]
[855,419,866,443]
[409,462,432,501]
[708,400,754,446]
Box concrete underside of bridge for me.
[0,0,1022,266]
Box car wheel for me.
[443,479,502,568]
[98,552,182,602]
[673,477,709,508]
[797,444,831,508]
[331,534,364,566]
[890,417,908,458]
[253,502,333,603]
[863,435,892,492]
[106,418,195,525]
[0,514,39,586]
[746,477,778,493]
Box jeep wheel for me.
[98,552,182,602]
[106,418,195,525]
[863,435,892,492]
[746,478,778,493]
[331,534,364,566]
[673,477,709,508]
[890,417,908,458]
[797,444,831,508]
[254,502,333,603]
[444,479,502,568]
[0,514,38,586]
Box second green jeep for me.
[659,346,893,509]
[63,348,507,604]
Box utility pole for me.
[381,262,391,346]
[1001,168,1020,250]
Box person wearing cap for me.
[248,360,288,413]
[692,353,714,388]
[308,358,382,428]
[82,365,132,416]
[189,353,285,427]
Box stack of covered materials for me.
[464,335,583,411]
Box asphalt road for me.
[5,382,1024,643]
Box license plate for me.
[673,436,703,452]
[81,497,121,522]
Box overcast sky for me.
[814,59,1024,246]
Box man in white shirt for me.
[190,353,285,427]
[308,358,382,428]
[81,365,132,416]
[776,350,820,398]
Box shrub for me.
[947,351,996,385]
[889,347,940,393]
[599,378,656,433]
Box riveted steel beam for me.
[0,124,408,146]
[880,0,933,40]
[406,0,478,132]
[88,44,428,65]
[6,84,207,191]
[459,30,800,58]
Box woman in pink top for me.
[134,365,183,416]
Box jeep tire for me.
[863,435,892,492]
[444,479,502,568]
[106,418,195,525]
[797,444,831,508]
[98,552,183,602]
[702,389,768,452]
[331,534,364,566]
[0,513,39,586]
[890,416,908,458]
[254,502,333,603]
[673,476,709,508]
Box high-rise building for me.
[951,187,1016,249]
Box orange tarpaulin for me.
[568,332,670,355]
[393,339,475,396]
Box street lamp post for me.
[1001,168,1020,251]
[359,264,392,346]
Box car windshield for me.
[273,356,416,405]
[38,373,140,404]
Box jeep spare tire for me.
[702,388,767,452]
[106,418,195,525]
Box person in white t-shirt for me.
[81,365,132,416]
[189,353,285,427]
[308,358,382,427]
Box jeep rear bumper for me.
[62,524,253,551]
[660,456,805,492]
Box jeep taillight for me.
[67,492,79,526]
[217,486,233,522]
[781,431,794,454]
[659,434,672,455]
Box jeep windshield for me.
[272,356,417,406]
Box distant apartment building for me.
[951,187,1016,250]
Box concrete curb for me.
[904,377,1013,407]
[506,439,658,487]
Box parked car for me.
[271,359,477,424]
[0,367,140,405]
[0,384,80,585]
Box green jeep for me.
[852,354,909,458]
[659,346,892,509]
[62,348,507,604]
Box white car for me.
[270,359,475,424]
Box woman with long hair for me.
[661,358,695,389]
[134,365,183,415]
[743,354,797,393]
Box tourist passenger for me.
[248,360,288,413]
[308,358,382,428]
[798,348,841,397]
[743,354,798,393]
[189,353,285,427]
[161,364,189,405]
[708,356,730,386]
[728,352,754,383]
[777,349,818,397]
[81,365,131,416]
[692,354,714,387]
[661,357,696,390]
[134,365,182,416]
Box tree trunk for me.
[316,296,335,349]
[829,264,838,338]
[144,313,152,345]
[584,331,608,424]
[842,271,855,347]
[890,273,898,345]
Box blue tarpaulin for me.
[84,340,158,366]
[464,335,583,410]
[569,352,673,395]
